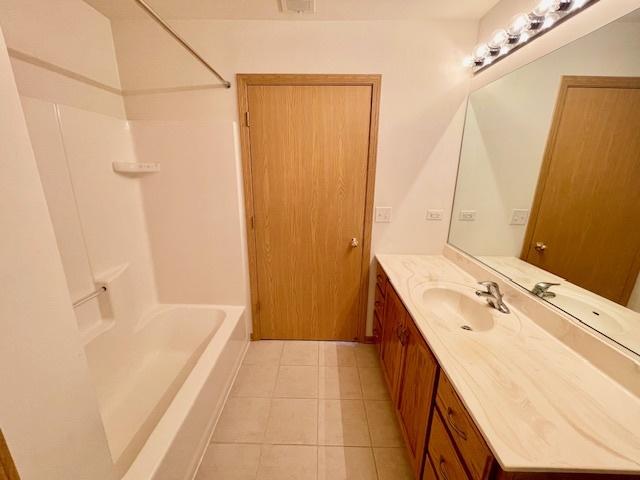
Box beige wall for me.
[0,28,114,480]
[111,18,478,333]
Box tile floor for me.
[195,340,414,480]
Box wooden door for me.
[238,75,380,340]
[522,76,640,305]
[380,287,406,398]
[397,318,439,477]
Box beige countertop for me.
[376,254,640,474]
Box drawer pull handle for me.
[447,407,468,440]
[439,457,450,480]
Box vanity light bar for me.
[465,0,600,73]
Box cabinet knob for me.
[350,237,360,248]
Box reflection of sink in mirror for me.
[548,294,623,333]
[422,286,496,332]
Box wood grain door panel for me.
[380,287,406,398]
[247,83,373,340]
[523,77,640,305]
[397,318,439,476]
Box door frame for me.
[236,74,382,341]
[521,75,640,304]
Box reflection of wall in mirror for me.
[450,16,640,309]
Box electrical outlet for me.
[426,209,444,221]
[375,207,392,223]
[510,209,529,225]
[459,210,476,221]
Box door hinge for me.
[250,216,255,229]
[245,111,250,127]
[255,300,260,312]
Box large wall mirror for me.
[449,8,640,356]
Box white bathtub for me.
[84,304,247,480]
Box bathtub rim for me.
[121,303,246,480]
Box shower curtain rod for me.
[133,0,232,89]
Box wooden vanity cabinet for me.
[379,285,406,398]
[373,263,387,351]
[374,262,635,480]
[379,281,439,477]
[397,317,439,475]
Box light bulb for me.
[555,0,573,11]
[507,13,530,36]
[473,43,489,59]
[542,12,560,29]
[462,56,474,68]
[571,0,588,10]
[488,29,508,49]
[533,0,554,16]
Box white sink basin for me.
[422,286,496,332]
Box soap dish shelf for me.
[113,162,160,174]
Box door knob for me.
[535,242,547,253]
[350,238,360,248]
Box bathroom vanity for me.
[373,254,640,480]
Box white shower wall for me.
[21,96,158,340]
[130,120,247,306]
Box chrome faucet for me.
[475,281,510,314]
[531,282,560,299]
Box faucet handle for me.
[535,282,560,290]
[478,281,499,291]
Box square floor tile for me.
[244,341,284,366]
[274,366,319,398]
[358,366,390,400]
[364,400,404,447]
[319,342,357,366]
[196,443,261,480]
[354,344,379,368]
[319,367,362,399]
[231,364,279,397]
[257,445,317,480]
[281,341,319,365]
[265,398,318,445]
[318,400,370,446]
[318,447,377,480]
[213,397,271,443]
[373,447,413,480]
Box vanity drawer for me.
[436,374,493,480]
[428,409,470,480]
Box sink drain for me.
[461,325,473,331]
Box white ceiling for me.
[83,0,501,21]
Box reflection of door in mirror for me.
[522,76,640,307]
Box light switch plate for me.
[375,207,392,223]
[459,210,476,221]
[510,209,529,225]
[426,209,444,221]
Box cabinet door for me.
[397,318,439,476]
[380,286,406,398]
